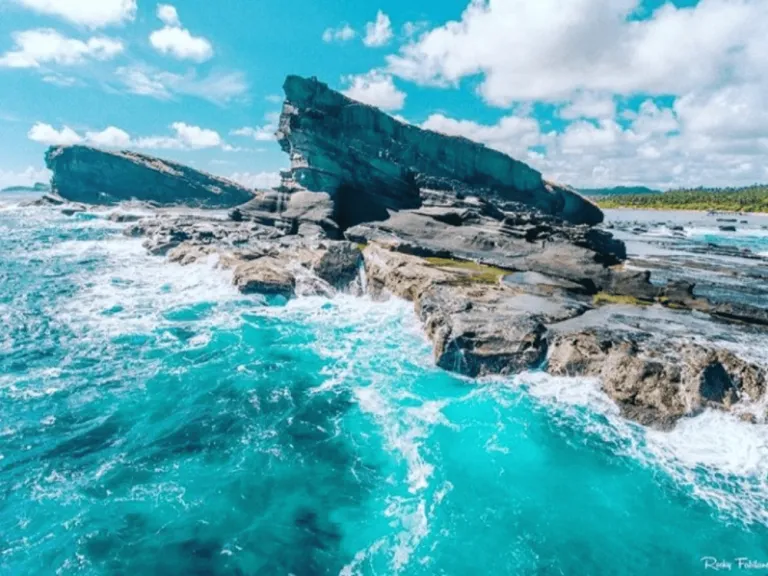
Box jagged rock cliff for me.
[45,146,255,208]
[276,75,602,228]
[34,74,768,430]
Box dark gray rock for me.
[277,75,603,227]
[547,307,767,429]
[311,241,362,288]
[347,206,623,290]
[232,257,296,297]
[45,145,255,208]
[607,270,660,301]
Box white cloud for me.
[115,66,171,99]
[229,171,282,190]
[322,24,356,43]
[169,122,221,149]
[28,122,83,145]
[386,0,768,105]
[342,70,406,111]
[402,21,429,39]
[375,0,768,189]
[116,66,247,104]
[41,73,78,87]
[0,29,123,68]
[410,96,768,190]
[27,121,232,152]
[85,126,131,147]
[13,0,137,28]
[421,113,546,158]
[675,85,768,142]
[157,4,180,27]
[0,166,52,190]
[150,4,213,62]
[560,91,616,120]
[231,113,279,142]
[364,10,394,47]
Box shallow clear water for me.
[2,201,768,575]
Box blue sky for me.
[1,0,766,190]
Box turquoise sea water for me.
[2,201,768,575]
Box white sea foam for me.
[12,207,768,568]
[52,237,242,339]
[508,371,768,527]
[255,293,444,573]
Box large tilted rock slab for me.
[277,75,603,228]
[45,145,255,208]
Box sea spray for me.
[2,201,768,575]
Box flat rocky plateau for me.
[34,75,768,430]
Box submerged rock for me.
[45,145,255,208]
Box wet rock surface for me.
[35,77,768,430]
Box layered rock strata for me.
[40,74,768,429]
[45,146,255,208]
[275,75,602,228]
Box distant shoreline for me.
[600,206,768,217]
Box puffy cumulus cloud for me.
[364,11,393,47]
[157,4,180,27]
[421,113,547,159]
[342,70,406,111]
[0,166,52,190]
[27,122,234,152]
[116,66,247,104]
[28,122,83,146]
[381,0,768,188]
[386,0,767,105]
[322,24,356,43]
[168,122,221,149]
[84,126,132,147]
[150,4,213,62]
[559,91,616,121]
[401,21,429,39]
[13,0,136,28]
[414,98,768,189]
[231,113,279,142]
[674,85,768,143]
[229,171,282,190]
[0,29,123,68]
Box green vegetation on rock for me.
[593,292,652,307]
[596,185,768,212]
[425,257,509,285]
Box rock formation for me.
[45,146,255,208]
[275,75,602,228]
[36,74,768,430]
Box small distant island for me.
[594,184,768,213]
[0,182,51,194]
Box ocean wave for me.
[4,206,768,574]
[512,372,768,527]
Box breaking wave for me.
[1,201,767,575]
